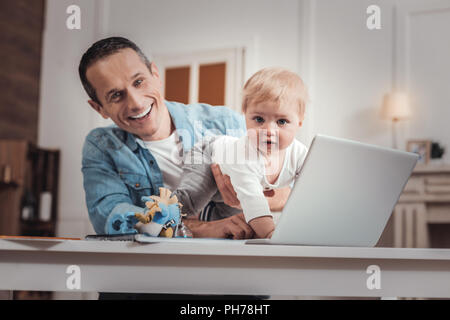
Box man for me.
[80,37,289,240]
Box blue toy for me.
[106,211,139,235]
[106,187,185,237]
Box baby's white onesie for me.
[211,135,308,223]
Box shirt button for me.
[149,160,154,165]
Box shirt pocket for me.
[119,172,153,208]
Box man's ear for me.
[150,62,163,87]
[88,100,109,120]
[150,62,160,78]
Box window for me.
[154,47,245,112]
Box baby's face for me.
[245,100,302,155]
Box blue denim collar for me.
[125,130,139,152]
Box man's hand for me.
[211,164,241,209]
[183,213,254,239]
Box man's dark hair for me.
[79,37,152,105]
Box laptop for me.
[245,134,418,247]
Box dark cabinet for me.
[0,140,60,237]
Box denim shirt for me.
[82,101,246,234]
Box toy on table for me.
[135,187,184,238]
[106,187,191,238]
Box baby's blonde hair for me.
[242,67,308,120]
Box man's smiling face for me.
[86,48,168,141]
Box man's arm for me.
[83,135,252,238]
[173,138,219,216]
[82,138,144,234]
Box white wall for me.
[305,0,395,147]
[38,0,102,238]
[305,0,450,160]
[394,0,450,162]
[106,0,300,75]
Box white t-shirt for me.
[136,132,184,190]
[211,135,308,223]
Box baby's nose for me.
[264,124,278,136]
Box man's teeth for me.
[130,104,153,119]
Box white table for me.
[1,238,450,298]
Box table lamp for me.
[381,92,411,149]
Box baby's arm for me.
[249,216,275,239]
[218,160,274,238]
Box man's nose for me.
[127,90,144,111]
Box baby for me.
[173,67,309,238]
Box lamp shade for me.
[381,92,411,121]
